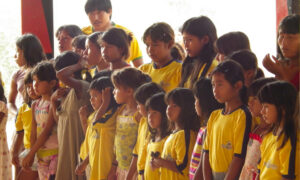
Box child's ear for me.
[234,81,243,91]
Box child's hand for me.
[151,157,164,170]
[11,153,19,166]
[107,165,117,180]
[78,55,88,69]
[21,153,34,170]
[51,88,69,102]
[75,161,87,175]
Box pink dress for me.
[0,101,12,180]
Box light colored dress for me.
[0,101,12,180]
[55,83,90,180]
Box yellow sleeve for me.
[15,104,25,132]
[138,138,149,174]
[279,138,295,178]
[127,36,143,63]
[233,108,252,158]
[174,131,191,173]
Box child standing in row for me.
[180,16,218,89]
[239,77,276,180]
[140,92,170,180]
[0,84,11,180]
[13,71,40,179]
[126,82,164,180]
[22,62,59,179]
[203,60,252,179]
[108,68,151,179]
[140,22,182,92]
[152,88,199,179]
[258,81,299,179]
[190,78,223,180]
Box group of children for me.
[0,0,299,179]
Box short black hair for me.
[72,35,87,50]
[31,61,57,82]
[227,49,258,71]
[55,25,83,38]
[134,82,164,105]
[85,0,112,14]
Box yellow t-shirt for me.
[184,59,218,88]
[82,24,143,64]
[79,111,96,160]
[258,131,300,180]
[132,117,149,173]
[140,60,182,92]
[15,103,32,149]
[142,136,168,180]
[203,106,252,173]
[160,130,196,180]
[88,108,118,180]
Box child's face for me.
[278,31,300,60]
[137,102,147,117]
[15,47,26,67]
[261,103,278,124]
[26,83,39,100]
[89,89,102,111]
[145,36,172,63]
[113,84,129,104]
[88,10,111,32]
[182,32,207,58]
[166,99,181,122]
[57,30,73,53]
[32,75,54,96]
[84,39,101,67]
[194,97,202,117]
[100,41,123,63]
[211,73,240,103]
[248,96,263,118]
[147,108,162,129]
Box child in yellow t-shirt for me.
[75,76,119,180]
[203,60,252,179]
[152,88,199,180]
[140,22,182,92]
[139,93,170,180]
[257,81,299,179]
[12,71,40,179]
[126,82,164,180]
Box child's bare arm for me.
[203,151,213,180]
[151,157,179,172]
[75,155,89,175]
[224,156,244,180]
[79,105,89,134]
[30,101,37,147]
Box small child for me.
[12,71,40,179]
[203,60,252,179]
[179,16,219,89]
[257,81,299,179]
[152,88,199,179]
[239,77,276,180]
[75,77,119,180]
[0,83,12,180]
[21,62,59,179]
[140,22,182,92]
[108,68,151,179]
[190,78,223,180]
[99,28,132,70]
[140,92,170,180]
[126,82,164,179]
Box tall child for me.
[140,92,170,180]
[21,62,59,179]
[99,28,133,70]
[0,83,12,180]
[179,16,218,89]
[13,71,40,179]
[203,60,252,180]
[140,22,182,92]
[108,68,151,179]
[53,51,91,180]
[239,77,276,180]
[190,78,223,180]
[257,81,299,179]
[75,77,119,180]
[152,88,199,179]
[127,82,164,180]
